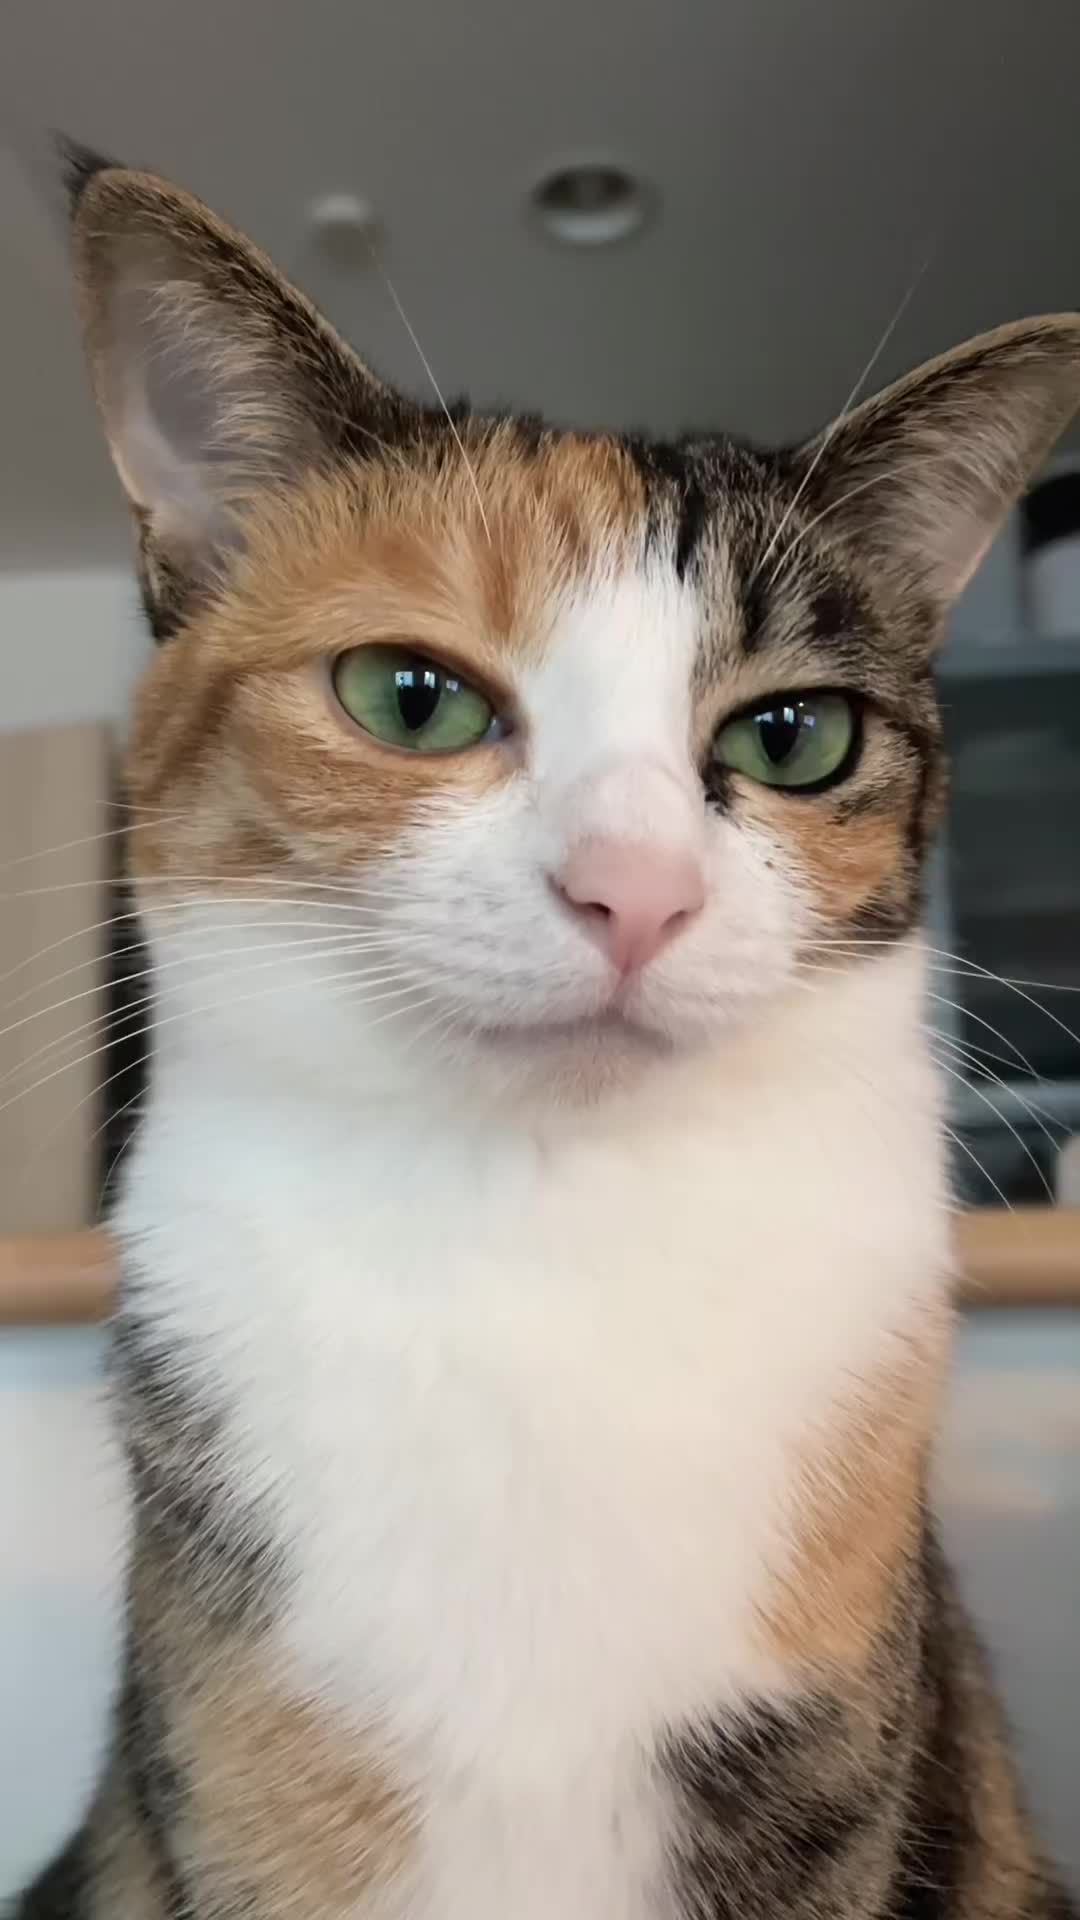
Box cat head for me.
[67,147,1080,1107]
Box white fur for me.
[118,565,950,1917]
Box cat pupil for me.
[396,664,443,731]
[756,704,803,764]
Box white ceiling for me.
[3,0,1080,571]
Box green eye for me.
[712,691,857,790]
[333,645,498,753]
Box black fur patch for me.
[13,1835,91,1919]
[118,1658,195,1920]
[112,1313,280,1632]
[884,1534,974,1919]
[842,887,920,945]
[808,579,867,648]
[674,475,709,580]
[623,435,711,579]
[667,1673,910,1918]
[57,136,120,213]
[899,705,941,872]
[98,868,151,1207]
[737,563,771,653]
[667,1523,1078,1918]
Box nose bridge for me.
[523,563,704,861]
[557,755,706,859]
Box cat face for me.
[66,146,1080,1097]
[118,438,935,1075]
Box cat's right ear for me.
[790,314,1080,627]
[64,143,412,637]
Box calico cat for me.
[17,146,1078,1919]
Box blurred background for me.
[1,0,1078,1897]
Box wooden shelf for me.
[0,1229,114,1324]
[2,1212,1080,1324]
[954,1206,1080,1305]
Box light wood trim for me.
[0,723,111,1237]
[955,1206,1080,1305]
[0,1229,114,1324]
[2,1211,1080,1325]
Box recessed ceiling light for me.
[529,162,652,248]
[306,192,381,268]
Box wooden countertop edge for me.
[0,1229,116,1324]
[2,1213,1080,1323]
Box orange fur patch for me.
[123,1535,416,1914]
[781,797,908,926]
[733,720,920,932]
[179,1652,415,1911]
[125,435,646,892]
[760,1312,949,1676]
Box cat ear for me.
[793,316,1080,621]
[64,144,412,635]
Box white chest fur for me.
[116,954,947,1919]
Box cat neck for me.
[114,935,950,1764]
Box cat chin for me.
[459,1004,713,1105]
[461,1019,671,1108]
[464,982,759,1059]
[395,968,765,1080]
[476,1007,671,1052]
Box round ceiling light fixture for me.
[529,161,652,247]
[306,192,382,269]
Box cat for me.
[16,143,1079,1920]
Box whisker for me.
[0,812,186,876]
[269,397,450,517]
[765,471,898,591]
[18,918,405,1008]
[941,1121,1012,1212]
[997,977,1080,996]
[932,1032,1065,1150]
[0,918,415,1030]
[924,950,1079,1054]
[927,1030,1028,1082]
[0,962,431,1126]
[923,991,1040,1082]
[26,970,446,1188]
[796,954,1068,1166]
[0,893,423,1014]
[343,986,445,1034]
[39,1060,152,1213]
[388,998,469,1067]
[0,942,425,1097]
[0,906,149,996]
[93,797,193,817]
[0,928,423,1055]
[751,247,934,584]
[373,258,492,546]
[97,1084,150,1207]
[805,938,1080,1054]
[1,874,418,904]
[809,934,1080,998]
[932,1054,1054,1202]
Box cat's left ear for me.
[65,144,415,636]
[793,316,1080,626]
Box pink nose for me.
[553,840,705,975]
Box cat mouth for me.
[477,1005,671,1053]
